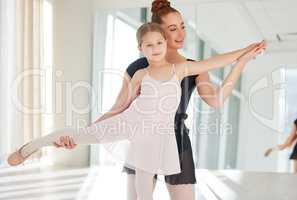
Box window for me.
[91,8,146,166]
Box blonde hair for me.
[136,22,166,47]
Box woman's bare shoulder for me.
[174,61,191,72]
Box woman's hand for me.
[53,136,77,149]
[264,145,286,157]
[238,40,266,63]
[264,148,274,157]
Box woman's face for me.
[139,31,167,62]
[160,12,186,50]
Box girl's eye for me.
[147,44,152,47]
[158,42,163,45]
[182,26,185,29]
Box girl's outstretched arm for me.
[54,69,145,148]
[93,70,144,123]
[196,41,262,70]
[177,41,265,78]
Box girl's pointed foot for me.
[7,142,37,166]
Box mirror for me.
[91,2,297,174]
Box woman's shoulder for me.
[175,58,198,70]
[175,58,199,80]
[175,58,196,67]
[126,57,149,78]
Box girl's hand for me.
[238,40,267,63]
[245,42,260,52]
[53,136,77,149]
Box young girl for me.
[8,22,265,199]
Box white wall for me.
[50,0,93,167]
[237,51,297,171]
[48,0,297,170]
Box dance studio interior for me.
[1,0,297,199]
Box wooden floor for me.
[196,169,297,200]
[0,164,175,200]
[1,164,297,200]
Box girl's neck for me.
[148,59,170,68]
[165,48,186,63]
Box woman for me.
[55,0,266,199]
[265,118,297,173]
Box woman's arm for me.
[264,123,297,157]
[195,64,245,108]
[278,124,297,150]
[176,41,266,108]
[195,41,266,108]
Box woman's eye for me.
[170,28,176,31]
[147,44,152,47]
[182,26,185,29]
[158,42,163,45]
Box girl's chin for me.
[148,57,165,62]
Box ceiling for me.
[93,0,297,53]
[185,0,297,52]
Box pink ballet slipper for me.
[7,142,37,166]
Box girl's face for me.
[160,12,186,50]
[139,31,167,62]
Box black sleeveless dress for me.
[123,57,198,185]
[289,119,297,160]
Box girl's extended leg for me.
[166,184,195,200]
[134,169,155,200]
[10,115,133,162]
